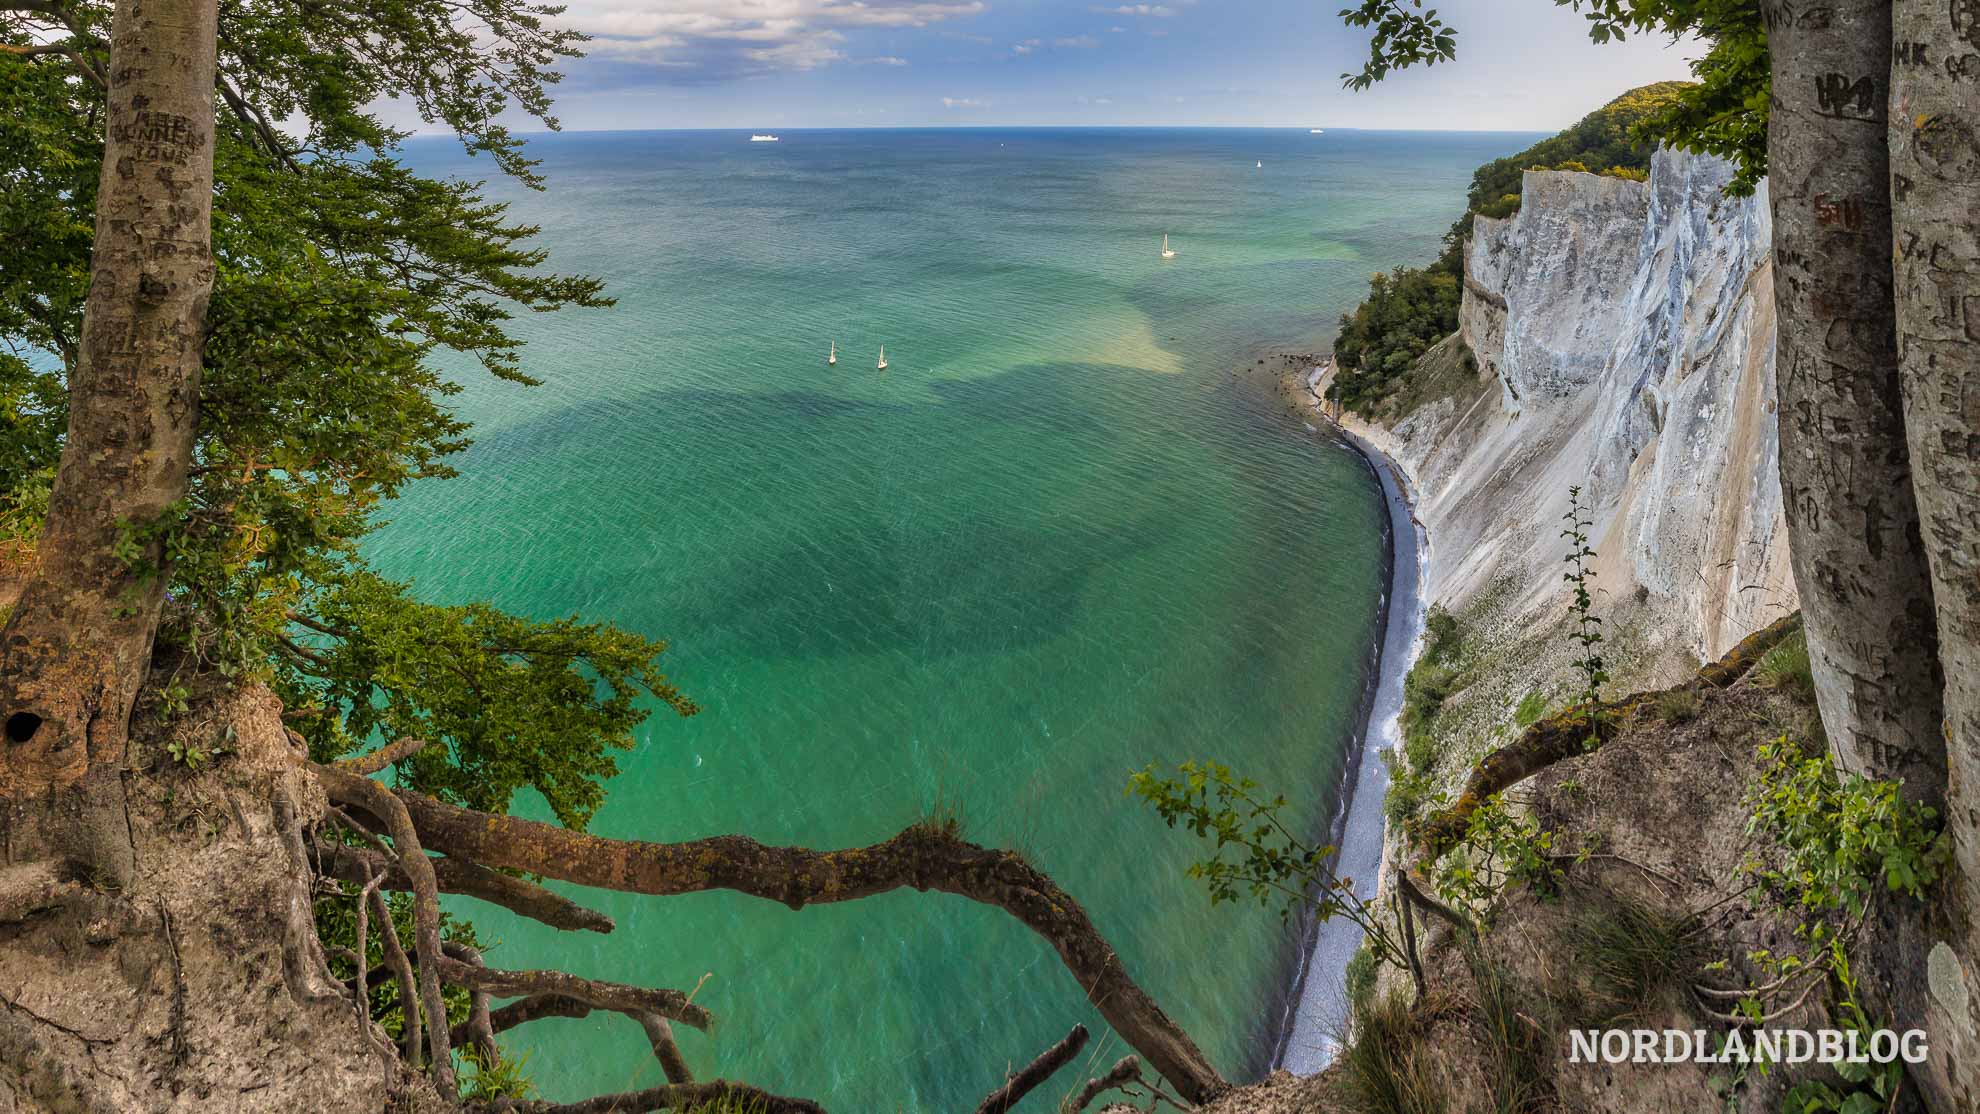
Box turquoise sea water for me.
[374,127,1531,1110]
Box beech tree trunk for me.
[1888,5,1980,1107]
[1763,0,1944,799]
[0,0,218,885]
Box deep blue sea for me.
[374,127,1534,1110]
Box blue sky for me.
[518,0,1698,132]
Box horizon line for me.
[407,123,1554,138]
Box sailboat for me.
[876,345,889,371]
[1256,160,1263,169]
[1161,234,1177,260]
[828,341,837,366]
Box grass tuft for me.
[1340,991,1446,1114]
[1574,899,1698,1026]
[1753,631,1815,702]
[1654,687,1702,724]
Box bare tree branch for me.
[497,1081,824,1114]
[353,783,1229,1103]
[432,955,712,1031]
[335,735,426,776]
[1069,1056,1146,1113]
[313,838,615,934]
[973,1023,1088,1114]
[369,885,425,1069]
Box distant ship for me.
[1310,129,1325,134]
[1256,161,1263,168]
[750,134,781,142]
[877,345,888,371]
[828,340,837,366]
[1161,234,1176,260]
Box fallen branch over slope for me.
[1417,612,1801,858]
[341,781,1228,1103]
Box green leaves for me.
[1434,793,1563,918]
[4,0,693,835]
[1560,486,1608,750]
[1338,0,1459,90]
[279,565,696,829]
[1746,736,1948,915]
[1130,760,1415,973]
[1339,0,1771,196]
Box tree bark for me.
[974,1024,1089,1114]
[1888,4,1980,1106]
[364,782,1231,1104]
[0,0,219,887]
[1763,0,1945,803]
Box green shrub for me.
[1422,606,1463,663]
[1345,944,1380,1019]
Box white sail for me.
[1161,234,1176,259]
[828,341,837,366]
[877,345,888,371]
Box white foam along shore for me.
[1271,361,1427,1074]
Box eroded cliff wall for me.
[1334,147,1795,687]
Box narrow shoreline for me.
[1267,361,1427,1075]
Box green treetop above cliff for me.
[1328,81,1693,416]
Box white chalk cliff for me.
[1340,147,1796,674]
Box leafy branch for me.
[1129,760,1415,975]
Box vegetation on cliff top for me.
[1327,81,1690,416]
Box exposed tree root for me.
[313,839,616,933]
[0,860,80,923]
[449,993,695,1085]
[314,764,457,1093]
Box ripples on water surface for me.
[373,127,1532,1109]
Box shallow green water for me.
[372,127,1529,1110]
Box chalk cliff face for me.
[1352,147,1795,674]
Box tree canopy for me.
[0,0,693,828]
[1341,0,1767,193]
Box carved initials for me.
[1815,73,1880,119]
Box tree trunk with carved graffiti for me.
[1762,6,1952,1101]
[0,0,218,887]
[1764,0,1943,801]
[1889,1,1980,1107]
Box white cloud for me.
[862,55,912,65]
[941,96,988,108]
[1055,34,1100,47]
[1091,3,1176,16]
[564,0,986,80]
[1012,37,1040,54]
